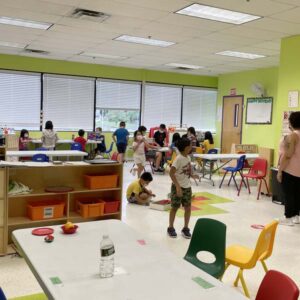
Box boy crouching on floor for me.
[126,172,155,205]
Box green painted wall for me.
[274,35,300,162]
[0,53,218,88]
[216,67,278,155]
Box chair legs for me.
[225,265,250,298]
[219,171,228,188]
[261,260,268,273]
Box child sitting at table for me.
[95,127,106,154]
[19,129,31,150]
[203,131,214,153]
[74,129,87,151]
[126,172,155,205]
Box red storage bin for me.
[104,200,120,214]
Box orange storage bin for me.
[104,200,120,214]
[84,174,118,189]
[27,200,65,221]
[76,199,105,218]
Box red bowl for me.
[61,224,78,234]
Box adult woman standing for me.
[277,111,300,226]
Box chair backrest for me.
[256,270,299,300]
[237,151,252,168]
[36,147,48,151]
[195,147,203,154]
[71,142,82,151]
[106,142,114,152]
[0,287,7,300]
[168,151,177,165]
[249,158,268,177]
[32,154,49,162]
[185,218,226,271]
[207,148,218,154]
[254,220,279,263]
[111,152,119,161]
[235,155,246,170]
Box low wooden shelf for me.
[0,163,123,254]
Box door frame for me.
[221,95,244,152]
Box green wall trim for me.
[0,53,217,88]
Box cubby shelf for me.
[0,163,123,254]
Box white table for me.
[12,220,247,300]
[193,153,259,186]
[30,139,103,144]
[6,150,88,160]
[157,146,170,152]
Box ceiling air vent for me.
[23,48,49,55]
[71,8,110,22]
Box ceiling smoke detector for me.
[71,8,110,22]
[23,48,49,55]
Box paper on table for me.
[192,276,215,289]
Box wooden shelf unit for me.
[0,163,123,253]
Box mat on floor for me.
[9,293,47,300]
[176,192,234,217]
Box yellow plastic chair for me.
[223,220,278,298]
[195,146,203,170]
[167,151,177,166]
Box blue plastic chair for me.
[36,147,49,151]
[71,142,82,151]
[103,142,114,158]
[219,155,246,190]
[0,287,7,300]
[32,153,49,162]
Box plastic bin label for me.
[43,207,54,218]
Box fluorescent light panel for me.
[175,4,261,25]
[81,52,127,59]
[114,35,175,47]
[166,63,204,69]
[216,50,266,59]
[0,16,52,30]
[0,41,26,48]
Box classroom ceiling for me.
[0,0,300,76]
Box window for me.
[143,84,182,129]
[182,87,217,132]
[43,74,94,131]
[0,71,41,130]
[96,79,141,131]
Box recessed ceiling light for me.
[165,63,204,69]
[0,41,26,48]
[216,51,266,59]
[175,4,261,25]
[0,16,52,30]
[80,52,128,59]
[114,35,175,47]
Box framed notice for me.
[246,97,273,124]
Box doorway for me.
[221,96,243,153]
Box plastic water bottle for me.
[99,235,115,278]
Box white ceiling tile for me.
[253,40,281,51]
[272,0,300,5]
[271,6,300,23]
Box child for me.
[41,120,58,150]
[170,132,180,154]
[112,121,129,163]
[126,172,155,205]
[132,130,158,178]
[203,131,214,153]
[74,129,87,151]
[95,127,106,154]
[168,138,196,239]
[19,129,31,150]
[187,127,199,153]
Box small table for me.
[12,220,247,300]
[193,153,259,186]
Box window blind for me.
[0,71,40,130]
[96,79,141,109]
[43,74,94,131]
[182,88,217,132]
[143,84,182,129]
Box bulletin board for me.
[246,97,273,124]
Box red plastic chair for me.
[111,152,119,161]
[256,270,299,300]
[238,158,269,200]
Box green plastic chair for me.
[184,218,226,279]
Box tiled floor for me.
[1,163,299,299]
